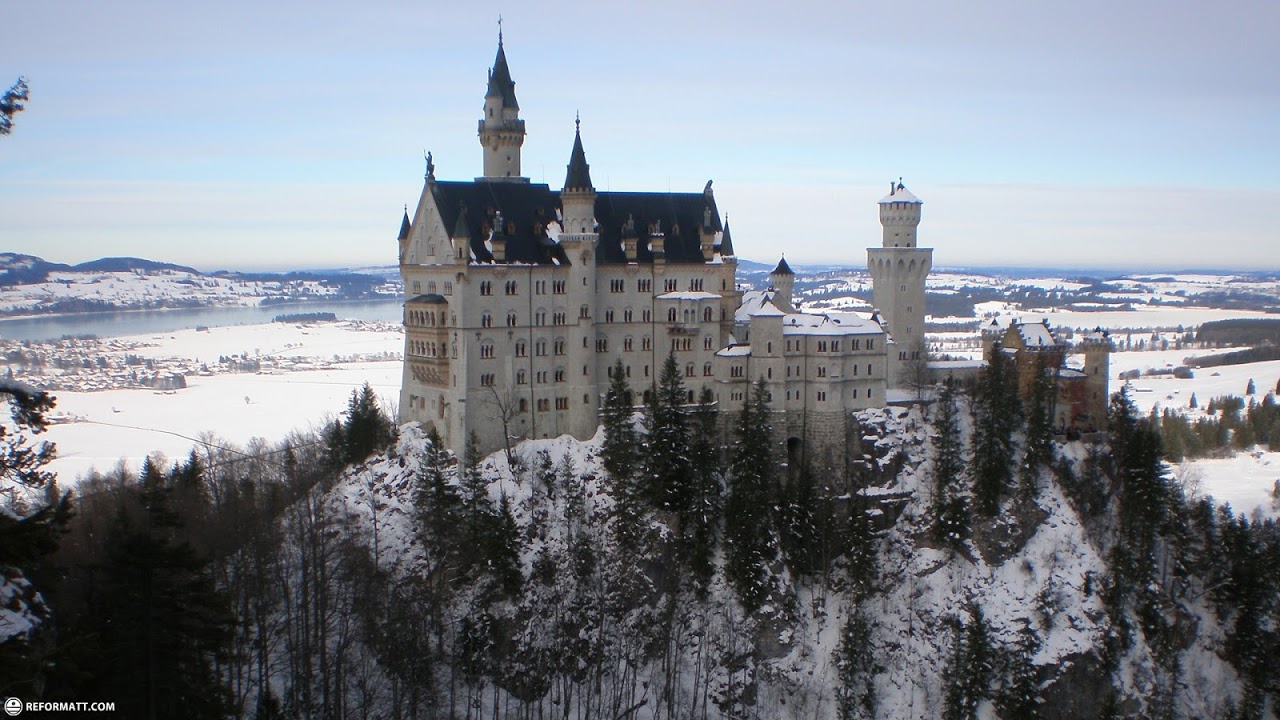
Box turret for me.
[478,32,527,182]
[561,117,596,236]
[770,256,795,313]
[879,178,922,248]
[717,215,736,257]
[1081,328,1113,431]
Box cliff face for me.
[261,409,1265,719]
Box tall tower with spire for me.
[478,29,527,182]
[867,179,932,386]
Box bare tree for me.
[898,339,935,402]
[482,384,524,466]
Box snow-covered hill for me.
[261,410,1258,719]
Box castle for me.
[395,35,1104,462]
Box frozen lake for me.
[0,298,404,342]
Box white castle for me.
[396,36,931,465]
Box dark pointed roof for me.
[772,256,794,275]
[397,209,411,241]
[718,217,735,256]
[563,120,593,192]
[485,38,519,109]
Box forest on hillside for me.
[2,351,1279,719]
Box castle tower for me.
[770,256,795,312]
[1081,328,1113,431]
[867,179,932,386]
[478,32,527,182]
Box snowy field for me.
[42,322,402,483]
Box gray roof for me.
[485,39,519,109]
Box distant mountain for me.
[0,253,71,286]
[71,257,200,274]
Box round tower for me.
[769,256,795,313]
[478,32,528,182]
[1081,328,1113,431]
[866,179,932,387]
[879,179,923,248]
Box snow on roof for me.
[736,289,781,323]
[657,291,721,301]
[928,359,985,370]
[716,344,753,357]
[1014,319,1059,348]
[879,183,922,204]
[1058,368,1087,379]
[751,303,786,318]
[781,310,882,336]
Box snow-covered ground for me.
[40,322,403,482]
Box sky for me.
[2,0,1278,272]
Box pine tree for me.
[943,603,994,720]
[601,358,643,553]
[643,352,692,514]
[1020,356,1056,498]
[685,386,722,589]
[415,426,463,586]
[997,622,1043,719]
[972,342,1022,515]
[76,479,234,718]
[339,382,394,465]
[780,459,820,576]
[1246,378,1256,396]
[834,608,878,719]
[725,382,780,612]
[931,379,969,551]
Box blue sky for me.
[2,0,1277,271]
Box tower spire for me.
[564,116,593,192]
[478,29,527,181]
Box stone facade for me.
[397,36,902,461]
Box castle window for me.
[624,308,633,323]
[413,281,421,294]
[506,311,518,327]
[703,362,713,376]
[625,365,631,377]
[690,278,703,291]
[867,339,874,350]
[596,338,608,353]
[817,391,826,402]
[610,279,625,293]
[516,369,527,384]
[505,281,517,295]
[684,308,694,324]
[703,307,713,322]
[554,338,566,355]
[480,281,493,296]
[605,310,615,323]
[553,311,565,325]
[580,305,590,319]
[535,310,546,325]
[818,340,828,352]
[451,313,457,326]
[556,397,569,410]
[537,398,550,412]
[818,366,827,378]
[536,371,548,383]
[704,336,713,350]
[535,280,546,295]
[624,337,634,352]
[767,342,772,354]
[668,308,678,322]
[642,336,652,351]
[767,368,772,379]
[480,373,495,386]
[721,308,726,321]
[664,279,678,292]
[686,363,695,377]
[644,365,650,377]
[732,391,744,402]
[851,364,858,376]
[519,398,527,411]
[638,279,652,293]
[899,351,907,361]
[553,280,566,295]
[832,340,840,352]
[444,282,453,295]
[643,309,652,322]
[428,281,437,293]
[480,343,495,359]
[481,313,492,328]
[555,368,565,383]
[852,339,860,350]
[536,339,547,356]
[731,365,744,378]
[867,363,872,375]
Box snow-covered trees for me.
[725,382,782,612]
[930,379,969,551]
[971,342,1022,515]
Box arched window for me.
[668,307,678,322]
[703,307,713,322]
